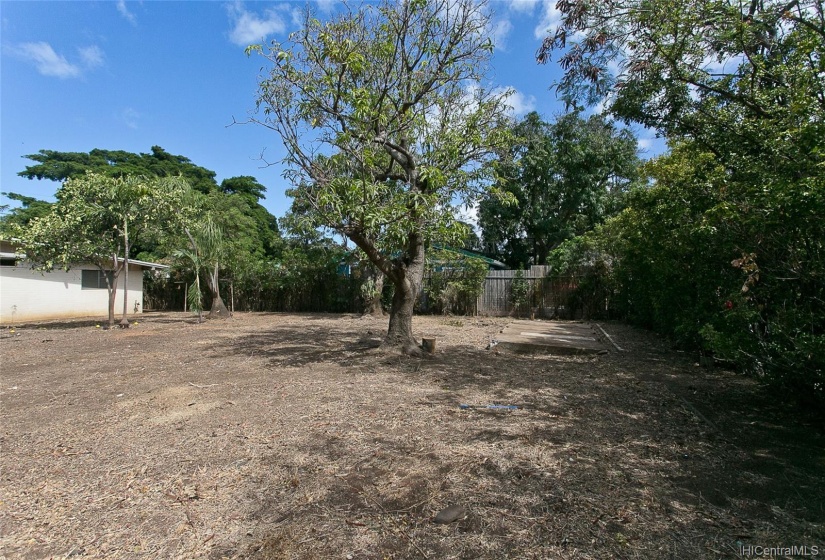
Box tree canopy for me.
[537,0,823,182]
[19,146,219,194]
[219,175,267,200]
[250,0,512,351]
[479,111,640,268]
[0,193,52,235]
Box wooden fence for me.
[147,265,581,318]
[475,266,579,318]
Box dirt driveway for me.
[1,313,823,559]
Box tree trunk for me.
[383,234,425,355]
[209,293,230,318]
[384,274,419,352]
[347,227,424,355]
[365,267,385,316]
[106,258,121,328]
[370,272,385,315]
[107,285,117,327]
[207,262,229,319]
[119,220,130,328]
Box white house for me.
[0,240,168,324]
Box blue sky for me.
[1,0,664,220]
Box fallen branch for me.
[595,324,625,352]
[188,382,219,389]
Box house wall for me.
[0,262,145,324]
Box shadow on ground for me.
[209,320,825,559]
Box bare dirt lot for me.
[1,313,823,559]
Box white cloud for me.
[314,0,336,14]
[227,1,286,46]
[14,42,81,78]
[289,7,305,28]
[117,0,137,25]
[637,137,653,150]
[534,0,562,40]
[496,87,536,117]
[490,19,513,51]
[12,41,105,78]
[507,0,539,15]
[122,107,140,129]
[78,45,104,68]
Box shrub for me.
[423,248,488,315]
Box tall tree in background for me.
[250,0,511,352]
[0,193,52,235]
[218,176,282,259]
[11,147,282,262]
[479,111,640,268]
[19,146,218,194]
[19,173,189,327]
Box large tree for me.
[20,173,189,327]
[479,111,640,268]
[250,0,511,352]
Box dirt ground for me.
[1,312,823,559]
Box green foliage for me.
[219,176,267,200]
[547,233,616,319]
[19,172,190,324]
[479,111,640,268]
[360,273,382,309]
[173,215,229,318]
[174,245,205,317]
[231,240,357,313]
[17,147,281,264]
[535,0,825,409]
[0,193,52,236]
[509,268,530,317]
[19,146,219,194]
[21,172,189,271]
[149,234,358,314]
[551,142,824,408]
[539,0,824,172]
[423,248,488,315]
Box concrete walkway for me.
[496,320,608,355]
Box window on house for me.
[0,258,17,267]
[81,270,114,289]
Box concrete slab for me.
[495,320,607,355]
